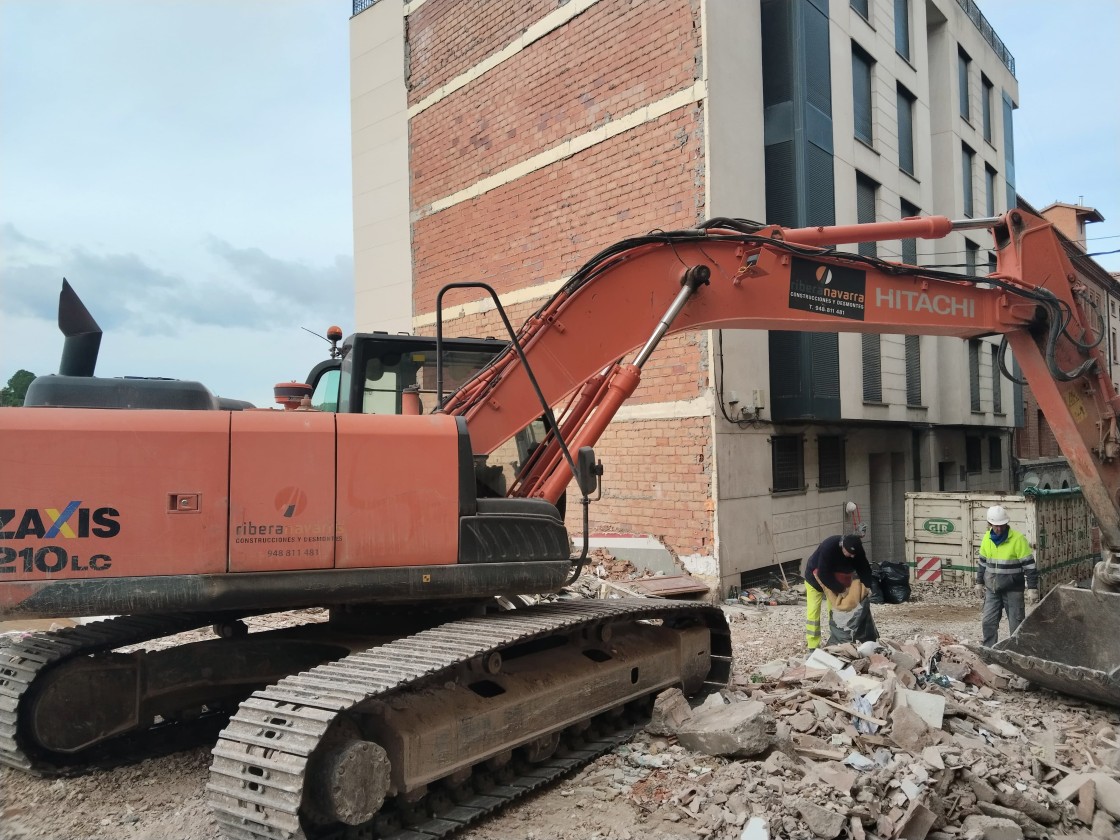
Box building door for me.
[870,452,907,564]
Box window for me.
[897,84,916,175]
[985,165,997,217]
[966,240,979,276]
[856,172,878,257]
[1002,92,1016,209]
[863,333,883,402]
[988,252,997,276]
[906,335,922,406]
[962,143,975,217]
[989,436,1003,471]
[966,437,982,473]
[900,199,919,264]
[982,75,994,142]
[852,46,874,145]
[958,47,971,121]
[851,0,869,20]
[894,0,910,60]
[968,339,982,411]
[1112,328,1117,364]
[771,435,805,493]
[818,436,848,489]
[991,345,1002,413]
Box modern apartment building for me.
[348,0,1022,593]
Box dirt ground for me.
[0,590,1113,840]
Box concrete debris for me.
[961,815,1025,840]
[648,687,694,736]
[676,700,776,758]
[626,613,1120,840]
[794,798,848,838]
[740,816,769,840]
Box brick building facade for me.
[349,0,1026,593]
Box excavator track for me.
[0,612,253,775]
[208,598,731,840]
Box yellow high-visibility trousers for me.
[805,584,830,649]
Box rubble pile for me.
[572,630,1119,840]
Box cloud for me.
[0,224,353,336]
[206,237,352,309]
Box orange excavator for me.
[1,208,1117,839]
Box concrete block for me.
[676,700,775,758]
[961,815,1024,840]
[795,799,848,838]
[647,687,693,736]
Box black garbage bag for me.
[879,561,912,604]
[869,577,885,604]
[827,596,879,645]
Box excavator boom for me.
[1,207,1117,840]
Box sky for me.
[1,0,1118,406]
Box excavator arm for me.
[440,209,1120,589]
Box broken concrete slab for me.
[1054,773,1120,818]
[961,815,1024,840]
[895,688,946,730]
[896,801,937,840]
[1077,780,1096,825]
[922,746,945,770]
[676,700,775,758]
[890,705,934,752]
[795,798,848,838]
[647,687,693,736]
[976,801,1051,839]
[807,648,846,672]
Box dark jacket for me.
[805,535,874,594]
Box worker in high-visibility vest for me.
[975,504,1039,647]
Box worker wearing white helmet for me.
[975,504,1039,646]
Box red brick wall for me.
[406,0,711,557]
[1015,386,1060,460]
[407,0,557,104]
[571,416,714,556]
[412,106,704,309]
[409,0,701,211]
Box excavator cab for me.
[306,333,549,498]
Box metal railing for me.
[956,0,1016,77]
[353,0,378,15]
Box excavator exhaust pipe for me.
[970,582,1120,708]
[58,278,103,377]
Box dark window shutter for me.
[856,173,877,257]
[958,48,971,120]
[900,199,919,264]
[818,435,847,489]
[863,333,882,402]
[905,335,922,405]
[982,76,993,141]
[811,332,841,399]
[897,86,915,174]
[852,47,873,144]
[991,344,1002,413]
[969,339,981,411]
[771,435,805,492]
[989,436,1003,470]
[894,0,910,59]
[966,436,982,473]
[962,144,974,217]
